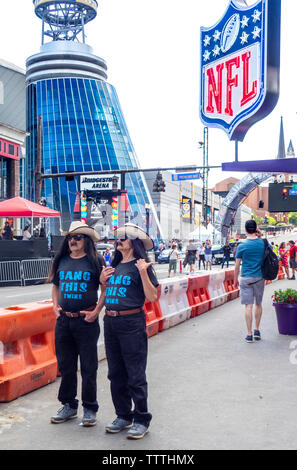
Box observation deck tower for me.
[33,0,98,43]
[26,0,160,237]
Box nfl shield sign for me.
[200,0,281,141]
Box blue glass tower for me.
[26,0,160,237]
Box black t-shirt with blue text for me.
[104,260,159,311]
[53,255,104,312]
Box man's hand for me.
[135,258,153,274]
[81,309,99,323]
[100,266,115,285]
[54,305,61,319]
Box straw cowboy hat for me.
[114,223,154,251]
[60,221,100,242]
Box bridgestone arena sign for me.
[80,175,119,192]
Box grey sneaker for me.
[50,404,77,424]
[126,423,149,440]
[81,408,97,427]
[105,418,133,434]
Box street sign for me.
[80,174,120,192]
[200,0,281,141]
[172,172,200,182]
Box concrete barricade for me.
[158,277,191,329]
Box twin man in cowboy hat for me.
[49,220,158,440]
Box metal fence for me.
[0,258,53,286]
[0,261,22,285]
[20,258,53,286]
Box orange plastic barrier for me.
[277,263,285,280]
[144,286,163,337]
[224,269,240,301]
[0,301,57,402]
[187,274,211,317]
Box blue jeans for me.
[104,311,152,426]
[222,255,230,268]
[55,314,100,412]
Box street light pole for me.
[200,127,209,227]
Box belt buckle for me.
[109,310,119,317]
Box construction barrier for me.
[187,274,211,317]
[277,263,285,280]
[0,301,57,402]
[144,285,163,337]
[158,277,192,329]
[208,271,228,308]
[224,268,240,301]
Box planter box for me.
[273,303,297,335]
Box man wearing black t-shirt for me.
[100,223,159,440]
[48,222,105,427]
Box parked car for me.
[157,249,186,264]
[211,242,241,265]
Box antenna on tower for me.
[33,0,98,44]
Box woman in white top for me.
[198,244,205,270]
[168,244,179,277]
[22,225,32,241]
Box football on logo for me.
[221,13,240,53]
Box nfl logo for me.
[200,0,281,141]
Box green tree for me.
[289,212,297,225]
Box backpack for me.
[261,239,279,280]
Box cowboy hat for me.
[114,223,154,251]
[60,221,100,242]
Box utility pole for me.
[200,127,209,227]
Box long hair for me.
[47,235,101,288]
[111,238,156,276]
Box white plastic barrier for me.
[208,271,228,308]
[158,276,192,329]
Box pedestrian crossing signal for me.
[282,188,288,200]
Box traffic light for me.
[112,175,119,192]
[282,188,288,200]
[152,171,166,192]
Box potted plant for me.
[272,288,297,335]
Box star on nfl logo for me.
[200,0,281,141]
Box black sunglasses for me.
[117,235,132,242]
[66,234,86,241]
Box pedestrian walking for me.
[198,243,205,270]
[48,221,106,427]
[204,240,212,270]
[168,243,178,277]
[288,240,297,280]
[101,223,159,440]
[221,241,231,269]
[279,242,290,279]
[186,239,197,273]
[234,220,266,343]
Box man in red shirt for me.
[288,240,297,280]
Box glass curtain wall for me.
[26,78,153,234]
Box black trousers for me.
[55,314,100,412]
[104,311,152,427]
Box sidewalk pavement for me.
[0,278,297,450]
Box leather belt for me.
[105,307,143,317]
[60,305,96,318]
